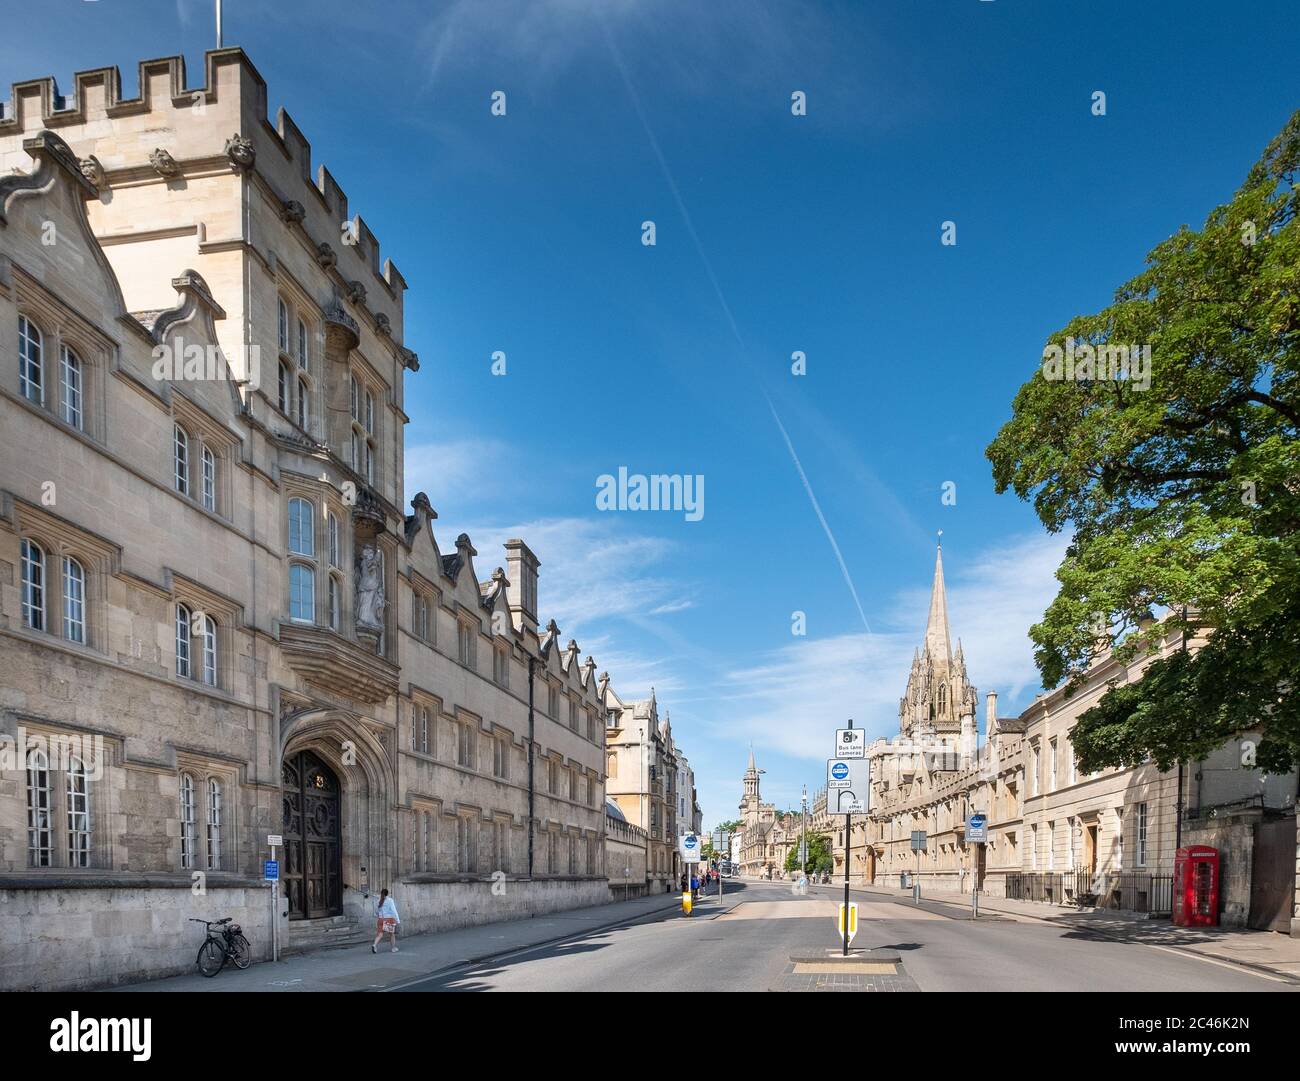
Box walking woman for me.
[372,888,401,953]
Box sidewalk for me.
[114,889,688,992]
[813,879,1300,982]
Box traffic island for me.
[776,949,919,992]
[787,948,902,975]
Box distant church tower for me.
[740,747,761,818]
[899,539,978,743]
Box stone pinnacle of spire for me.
[925,541,952,664]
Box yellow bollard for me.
[682,890,693,915]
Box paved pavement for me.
[115,889,686,992]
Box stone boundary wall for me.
[0,881,270,991]
[1,876,617,989]
[1183,810,1260,929]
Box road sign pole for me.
[914,847,920,905]
[843,810,852,955]
[963,814,987,918]
[269,840,279,963]
[842,720,852,955]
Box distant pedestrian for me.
[372,888,400,953]
[690,873,699,900]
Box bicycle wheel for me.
[229,934,251,970]
[197,938,225,977]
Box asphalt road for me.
[391,880,1295,992]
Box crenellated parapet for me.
[0,48,408,307]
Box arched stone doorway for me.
[282,750,343,919]
[279,709,393,924]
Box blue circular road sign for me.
[831,762,849,780]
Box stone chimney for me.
[504,538,540,633]
[959,709,976,768]
[986,691,997,729]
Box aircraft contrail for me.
[601,19,873,636]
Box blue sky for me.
[6,0,1298,827]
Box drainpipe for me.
[527,655,536,877]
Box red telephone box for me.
[1172,846,1219,927]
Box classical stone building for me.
[1014,624,1296,930]
[0,48,618,991]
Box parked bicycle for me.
[189,917,251,977]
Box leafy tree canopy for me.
[986,110,1300,773]
[785,833,834,875]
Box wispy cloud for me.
[448,515,693,642]
[411,0,919,129]
[404,438,517,517]
[705,532,1067,762]
[406,438,698,707]
[649,599,694,615]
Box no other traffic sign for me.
[826,758,870,813]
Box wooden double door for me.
[281,750,343,920]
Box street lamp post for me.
[800,784,808,876]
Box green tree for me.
[986,110,1300,773]
[785,833,833,875]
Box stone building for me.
[857,545,1298,932]
[0,48,617,991]
[737,749,797,878]
[1015,624,1295,930]
[677,751,701,837]
[604,686,680,892]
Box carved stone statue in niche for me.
[355,543,386,633]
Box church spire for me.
[741,744,761,816]
[924,535,952,663]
